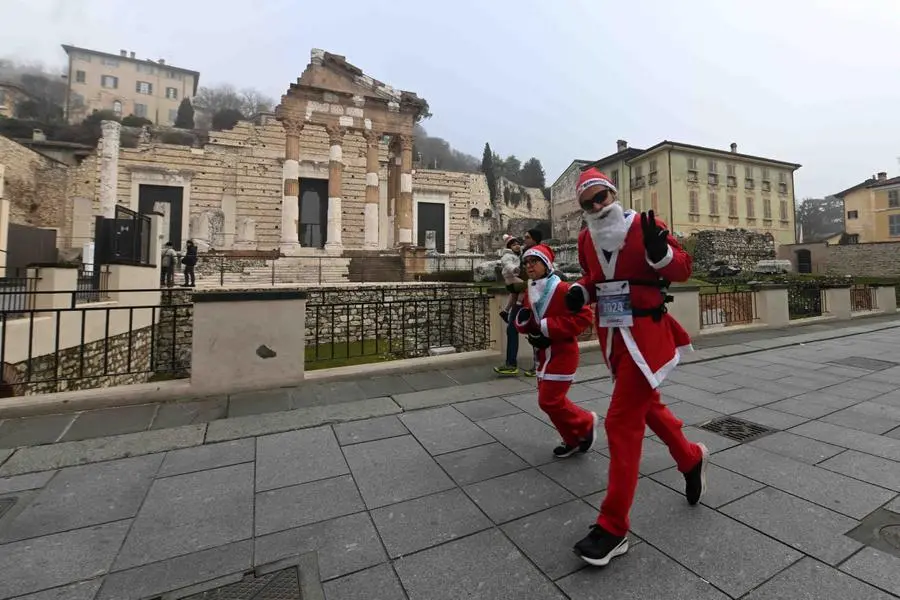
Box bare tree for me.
[239,88,274,116]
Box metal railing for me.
[194,253,493,286]
[698,284,758,328]
[788,283,826,320]
[75,269,111,304]
[0,288,191,396]
[850,284,878,312]
[0,269,38,314]
[305,285,492,369]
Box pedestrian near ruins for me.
[181,239,198,287]
[513,243,599,457]
[494,234,536,378]
[160,242,177,288]
[565,167,709,567]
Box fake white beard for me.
[585,201,628,252]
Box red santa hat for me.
[523,244,554,273]
[502,234,520,249]
[576,167,618,197]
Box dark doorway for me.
[138,185,183,249]
[5,224,57,273]
[796,249,812,274]
[417,202,446,253]
[299,178,328,248]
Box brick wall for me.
[0,134,71,244]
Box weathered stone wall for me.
[550,161,589,241]
[0,134,72,244]
[155,289,193,376]
[305,284,491,359]
[496,177,551,226]
[692,229,776,273]
[412,170,485,252]
[779,241,900,277]
[13,325,154,395]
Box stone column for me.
[0,164,8,276]
[363,131,381,250]
[325,125,345,251]
[396,134,414,246]
[99,120,121,218]
[281,119,303,253]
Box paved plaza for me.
[1,319,900,598]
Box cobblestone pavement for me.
[1,322,900,598]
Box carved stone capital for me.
[398,134,414,151]
[282,119,304,138]
[362,130,382,148]
[325,124,346,145]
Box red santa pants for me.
[596,337,704,537]
[537,379,594,446]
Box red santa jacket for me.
[514,274,593,382]
[572,209,693,389]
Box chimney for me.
[158,59,165,65]
[119,49,127,57]
[878,171,888,181]
[129,51,135,59]
[32,129,46,142]
[730,142,738,153]
[616,139,628,152]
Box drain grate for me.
[164,552,323,600]
[0,497,16,520]
[698,416,777,443]
[828,356,899,371]
[846,508,900,559]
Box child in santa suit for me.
[564,167,709,568]
[514,244,600,457]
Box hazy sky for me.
[3,0,899,198]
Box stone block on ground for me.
[60,404,157,442]
[254,474,363,536]
[0,414,74,449]
[343,435,454,509]
[747,430,844,464]
[158,438,255,478]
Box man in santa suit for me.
[513,244,599,457]
[565,167,709,567]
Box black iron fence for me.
[304,285,493,370]
[0,268,38,314]
[788,283,827,320]
[194,253,493,286]
[0,288,190,396]
[850,284,878,312]
[698,283,758,328]
[75,269,111,304]
[94,205,152,267]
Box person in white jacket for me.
[499,234,525,318]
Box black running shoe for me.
[578,411,600,454]
[573,525,629,567]
[553,443,580,458]
[684,443,709,506]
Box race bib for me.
[596,281,633,328]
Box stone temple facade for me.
[2,49,551,280]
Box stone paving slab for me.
[3,323,900,598]
[0,454,161,544]
[743,556,897,600]
[712,444,896,519]
[0,424,205,477]
[60,404,158,442]
[0,414,75,449]
[719,487,864,565]
[149,397,227,430]
[392,377,532,410]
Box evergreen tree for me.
[174,98,195,129]
[481,143,497,202]
[519,157,547,189]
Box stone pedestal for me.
[233,217,258,250]
[668,285,701,338]
[874,285,897,314]
[190,290,307,395]
[753,284,790,328]
[280,120,303,253]
[824,285,852,320]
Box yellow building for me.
[835,172,900,243]
[559,140,801,246]
[62,45,200,126]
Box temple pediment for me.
[279,49,428,124]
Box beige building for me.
[835,172,900,243]
[62,45,199,126]
[552,140,801,246]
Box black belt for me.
[629,294,675,323]
[603,278,671,288]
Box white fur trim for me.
[540,318,549,337]
[528,276,561,321]
[647,245,674,270]
[618,328,691,389]
[577,177,618,196]
[514,307,532,329]
[540,373,576,382]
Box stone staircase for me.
[195,256,350,288]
